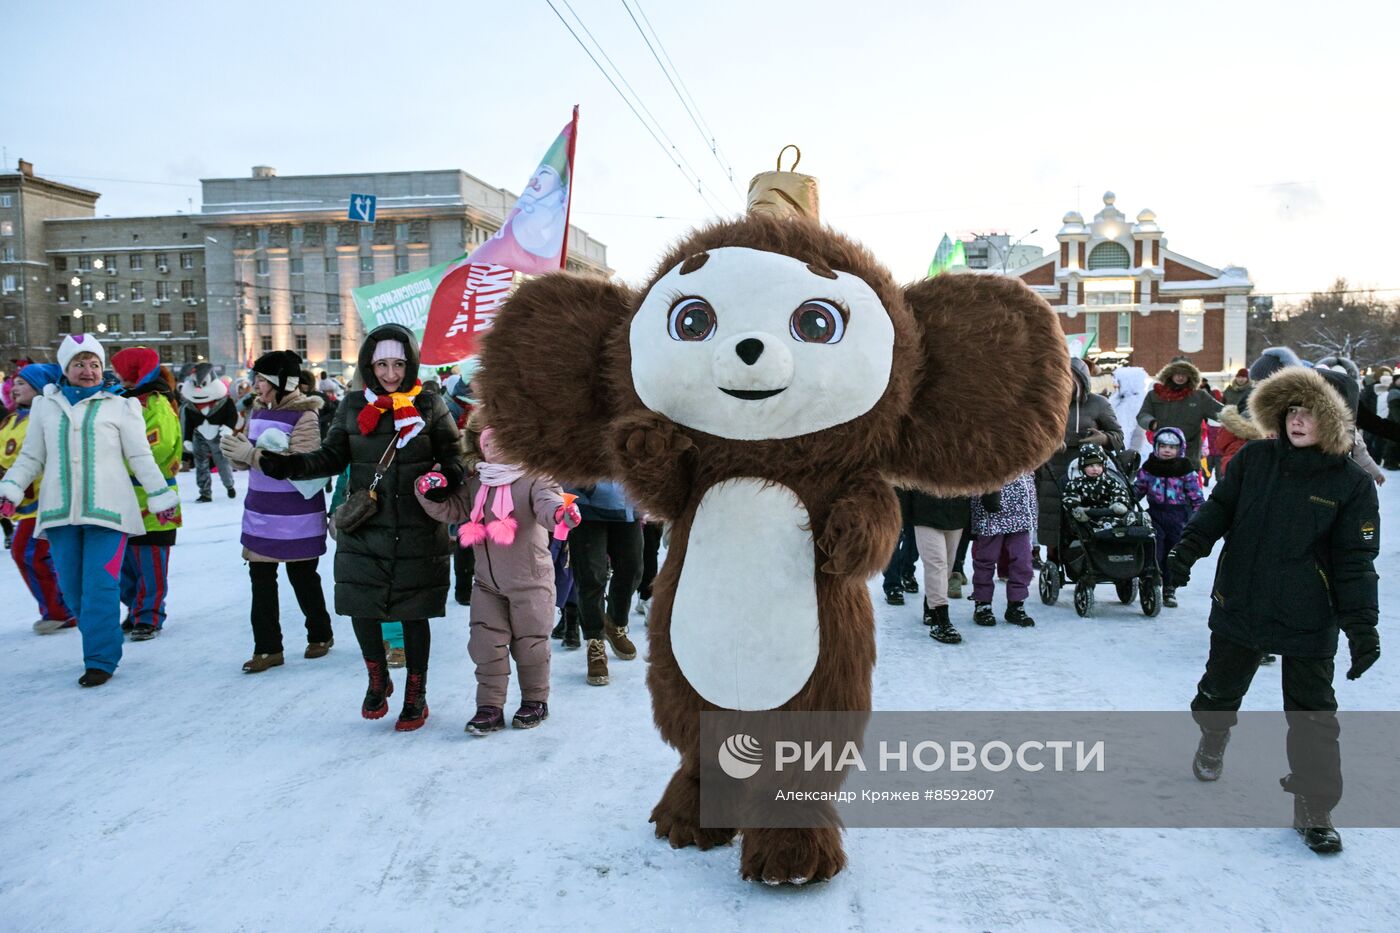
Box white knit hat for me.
[57,334,106,371]
[371,339,407,364]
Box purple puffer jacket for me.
[971,472,1037,537]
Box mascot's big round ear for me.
[884,274,1071,493]
[478,273,637,483]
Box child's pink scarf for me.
[458,462,526,547]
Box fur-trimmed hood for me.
[1219,403,1265,442]
[1154,359,1201,390]
[1247,368,1355,456]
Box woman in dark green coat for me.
[261,324,464,732]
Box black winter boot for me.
[902,571,919,594]
[973,602,997,626]
[1293,794,1343,854]
[395,671,429,732]
[1163,587,1178,608]
[1192,728,1230,781]
[926,604,962,644]
[884,585,905,606]
[1004,602,1035,627]
[563,604,581,649]
[362,658,394,720]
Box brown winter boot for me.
[242,652,285,674]
[604,622,638,661]
[586,639,610,686]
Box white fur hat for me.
[57,334,106,371]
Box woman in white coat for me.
[0,336,180,687]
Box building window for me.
[107,287,119,303]
[327,293,340,322]
[183,345,198,363]
[180,279,194,299]
[257,228,270,246]
[1087,241,1131,270]
[56,315,68,334]
[256,259,269,276]
[1085,290,1132,307]
[359,256,373,274]
[324,226,339,247]
[79,255,92,271]
[159,345,173,361]
[329,333,342,359]
[81,283,93,302]
[54,257,67,271]
[2,247,13,263]
[292,294,306,318]
[257,296,271,316]
[155,253,168,269]
[130,254,143,270]
[395,223,409,242]
[183,311,197,332]
[155,281,170,301]
[180,252,195,270]
[130,282,144,301]
[2,275,16,294]
[291,227,304,245]
[1117,312,1132,348]
[295,332,308,353]
[261,335,273,353]
[394,255,408,274]
[325,256,338,274]
[56,283,69,302]
[0,220,12,236]
[0,195,11,208]
[74,314,88,333]
[156,312,171,332]
[360,226,373,244]
[131,313,146,333]
[107,314,120,333]
[289,258,304,275]
[104,254,117,271]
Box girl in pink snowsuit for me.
[416,426,578,734]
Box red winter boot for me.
[362,658,394,720]
[395,671,429,732]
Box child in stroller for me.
[1062,444,1134,531]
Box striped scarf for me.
[358,382,424,447]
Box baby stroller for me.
[1038,447,1162,618]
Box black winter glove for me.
[1165,545,1195,587]
[1344,626,1380,680]
[258,451,295,480]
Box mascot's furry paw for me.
[649,767,736,850]
[740,827,846,886]
[614,411,695,474]
[817,490,896,577]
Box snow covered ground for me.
[3,469,1398,932]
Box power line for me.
[542,0,727,218]
[622,0,743,200]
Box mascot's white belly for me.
[671,478,819,711]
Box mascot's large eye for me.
[668,297,716,342]
[789,300,846,344]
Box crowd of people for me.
[0,330,1384,854]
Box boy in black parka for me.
[1167,367,1381,854]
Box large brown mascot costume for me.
[479,160,1071,884]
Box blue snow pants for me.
[46,525,129,674]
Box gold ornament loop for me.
[776,145,801,172]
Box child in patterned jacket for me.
[969,471,1038,628]
[1134,426,1204,608]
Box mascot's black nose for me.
[735,338,765,366]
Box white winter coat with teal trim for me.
[0,384,180,537]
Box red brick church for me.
[1011,192,1252,375]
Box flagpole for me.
[559,105,579,271]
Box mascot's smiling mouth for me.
[720,387,788,401]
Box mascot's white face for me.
[630,247,895,441]
[181,365,229,405]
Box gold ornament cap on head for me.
[746,145,820,221]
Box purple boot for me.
[512,700,549,730]
[465,705,505,736]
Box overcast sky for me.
[6,0,1397,302]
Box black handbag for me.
[333,436,399,536]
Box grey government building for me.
[0,160,610,376]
